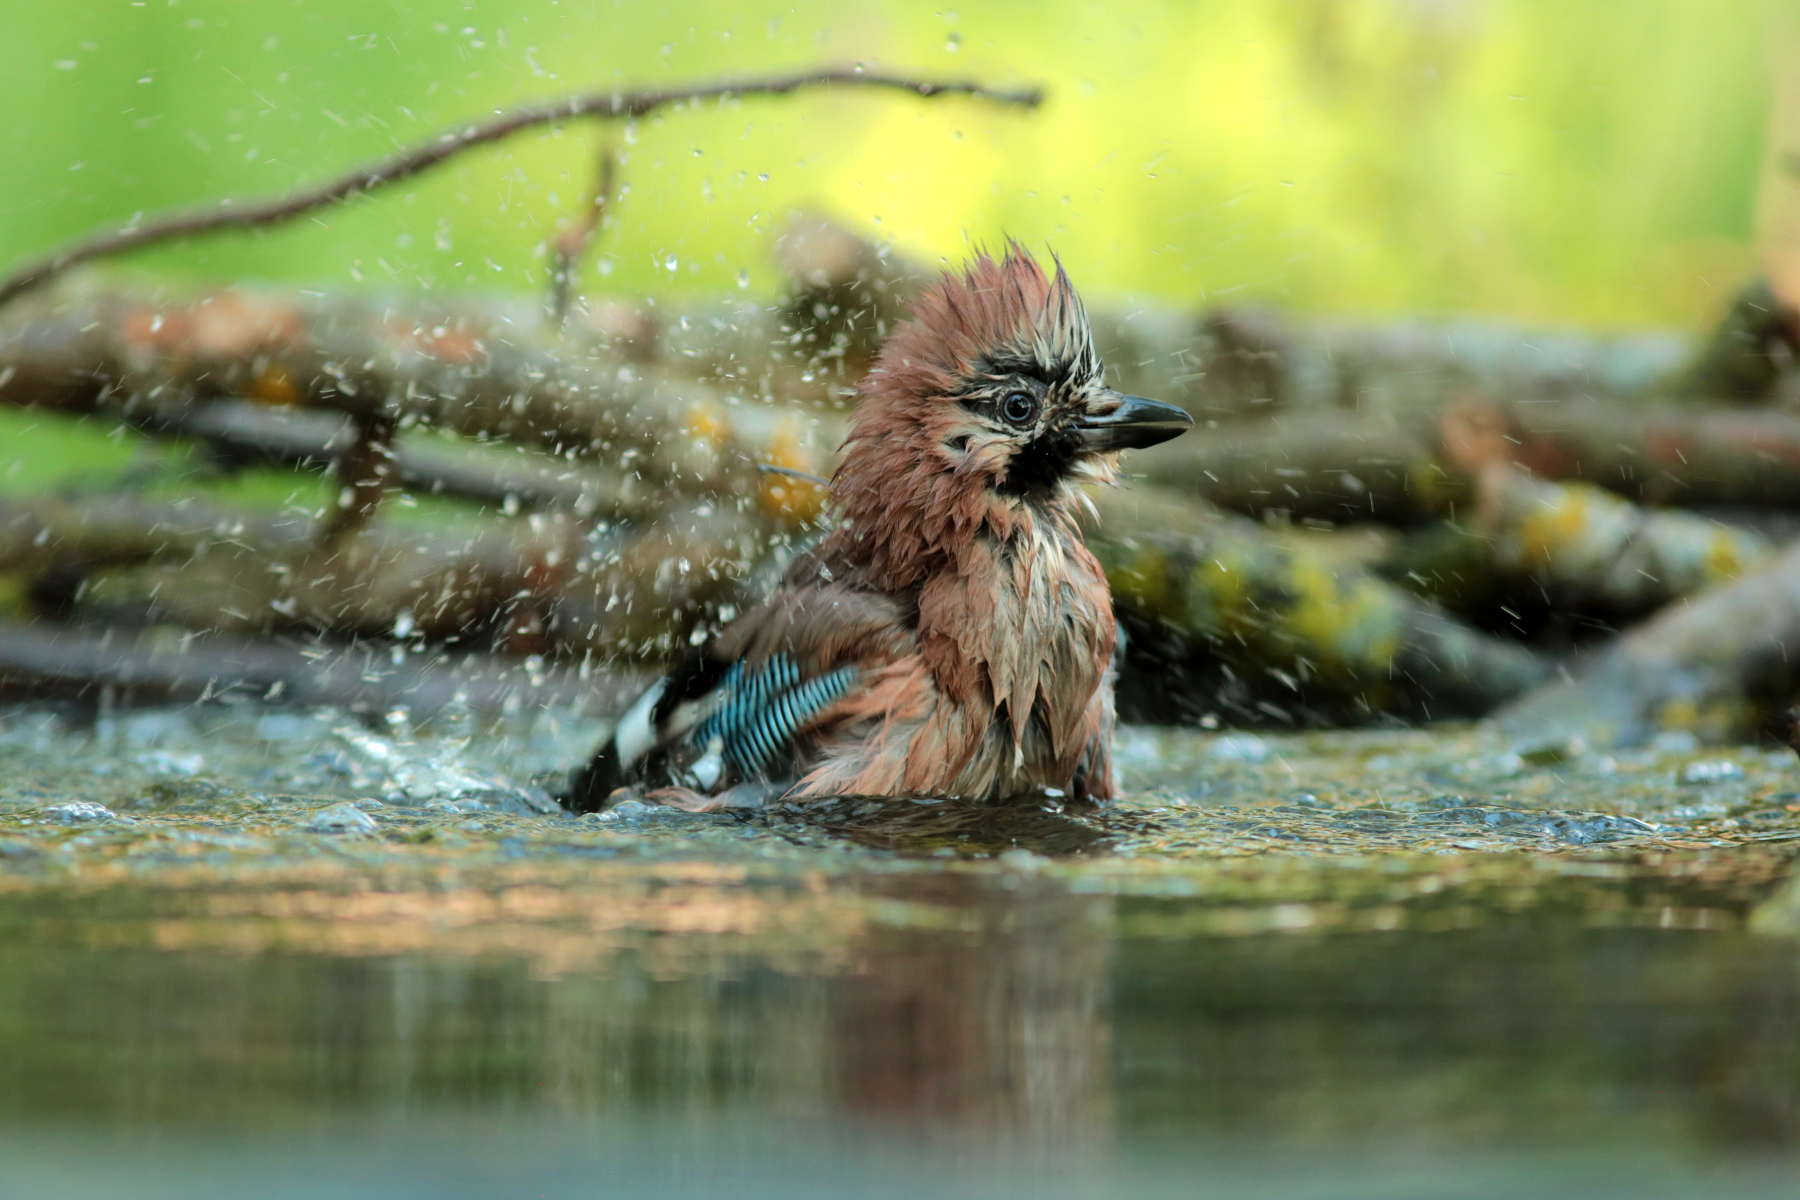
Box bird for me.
[565,243,1192,813]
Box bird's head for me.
[832,244,1191,580]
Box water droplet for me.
[945,32,962,52]
[737,269,750,289]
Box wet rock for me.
[1417,805,1658,844]
[299,748,377,788]
[305,802,379,834]
[43,802,115,824]
[997,848,1051,872]
[1208,734,1270,763]
[1515,739,1582,768]
[133,750,204,777]
[592,800,669,825]
[1682,760,1746,785]
[1333,808,1406,826]
[329,725,557,814]
[137,779,240,809]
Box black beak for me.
[1076,392,1194,453]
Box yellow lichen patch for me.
[1193,546,1255,636]
[1280,556,1404,680]
[0,572,30,618]
[1097,542,1181,622]
[682,401,728,449]
[1405,457,1471,515]
[1513,483,1596,571]
[1701,527,1755,586]
[1650,695,1755,744]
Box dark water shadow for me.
[752,794,1156,856]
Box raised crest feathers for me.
[860,242,1100,406]
[829,244,1104,589]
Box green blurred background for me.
[0,0,1780,329]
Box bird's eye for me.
[1000,391,1038,426]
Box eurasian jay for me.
[567,244,1192,812]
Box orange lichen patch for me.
[121,306,194,356]
[756,415,829,523]
[248,364,302,406]
[121,292,305,367]
[189,292,306,360]
[580,299,658,359]
[1438,396,1518,476]
[389,319,486,365]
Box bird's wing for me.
[565,586,910,810]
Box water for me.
[4,705,1800,1196]
[5,866,1800,1196]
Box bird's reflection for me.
[834,872,1116,1146]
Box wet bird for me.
[567,244,1192,812]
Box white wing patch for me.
[612,678,667,769]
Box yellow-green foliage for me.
[0,0,1772,327]
[0,410,138,495]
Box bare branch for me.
[548,145,617,327]
[0,68,1043,309]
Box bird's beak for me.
[1076,391,1194,453]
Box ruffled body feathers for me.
[568,245,1192,811]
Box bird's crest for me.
[867,242,1101,406]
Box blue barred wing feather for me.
[564,652,859,811]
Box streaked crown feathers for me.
[857,242,1102,420]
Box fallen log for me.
[0,475,1542,725]
[1087,485,1549,725]
[0,621,645,717]
[1137,397,1800,526]
[1382,468,1775,636]
[0,289,837,522]
[1131,409,1453,526]
[1495,536,1800,749]
[0,493,314,574]
[159,399,666,518]
[0,491,770,658]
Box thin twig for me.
[756,462,830,486]
[319,414,399,543]
[0,67,1043,308]
[547,144,617,327]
